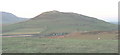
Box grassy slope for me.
[2,11,117,34]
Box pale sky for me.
[0,0,119,22]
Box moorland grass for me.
[2,37,118,53]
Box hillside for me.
[2,10,118,34]
[1,12,28,24]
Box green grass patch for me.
[2,37,118,53]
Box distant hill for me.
[1,12,29,24]
[109,22,119,25]
[2,10,118,34]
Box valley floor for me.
[2,31,118,53]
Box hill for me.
[109,22,119,25]
[1,12,28,24]
[2,10,118,34]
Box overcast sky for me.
[0,0,119,22]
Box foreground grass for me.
[2,37,118,53]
